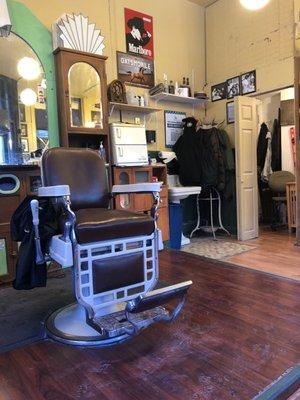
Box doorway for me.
[235,87,296,241]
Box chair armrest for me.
[112,182,163,195]
[38,185,70,197]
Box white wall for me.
[206,0,295,145]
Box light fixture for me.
[17,57,41,80]
[240,0,270,11]
[20,88,37,106]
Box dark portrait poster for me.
[124,8,154,60]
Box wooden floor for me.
[226,226,300,281]
[0,250,299,400]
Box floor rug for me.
[0,269,74,353]
[181,238,256,260]
[252,364,300,400]
[0,269,169,353]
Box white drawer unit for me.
[110,123,148,166]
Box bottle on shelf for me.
[168,80,175,94]
[99,141,106,162]
[174,81,179,95]
[178,77,189,97]
[163,73,168,93]
[186,77,192,97]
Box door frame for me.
[235,84,298,241]
[294,58,300,245]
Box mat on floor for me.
[252,364,300,400]
[0,269,74,353]
[0,269,169,353]
[181,238,256,260]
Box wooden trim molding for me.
[294,57,300,245]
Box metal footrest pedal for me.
[87,306,170,337]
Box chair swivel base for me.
[45,303,131,347]
[44,302,169,347]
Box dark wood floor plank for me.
[0,249,299,400]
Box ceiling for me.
[188,0,217,6]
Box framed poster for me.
[227,76,240,99]
[164,110,186,148]
[124,8,154,60]
[226,101,235,124]
[211,82,227,102]
[117,51,155,88]
[21,138,29,152]
[241,70,256,95]
[20,123,28,137]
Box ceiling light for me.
[20,88,37,106]
[17,57,41,80]
[240,0,270,11]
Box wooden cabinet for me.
[113,164,169,241]
[54,48,110,158]
[0,165,41,285]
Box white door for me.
[234,96,259,241]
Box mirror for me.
[0,32,48,165]
[68,62,103,129]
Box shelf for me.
[150,92,208,105]
[109,102,161,115]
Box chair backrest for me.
[41,147,109,210]
[268,170,295,193]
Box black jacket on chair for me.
[11,196,59,290]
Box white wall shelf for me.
[109,102,161,117]
[149,92,208,105]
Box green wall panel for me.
[0,239,8,276]
[7,0,59,147]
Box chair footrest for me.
[87,307,169,337]
[126,280,193,314]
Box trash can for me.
[169,202,182,249]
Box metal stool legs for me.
[190,187,230,240]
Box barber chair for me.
[31,148,192,347]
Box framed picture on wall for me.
[241,70,256,95]
[164,110,186,148]
[70,97,82,127]
[91,111,102,128]
[116,51,155,88]
[227,76,240,99]
[226,101,235,124]
[20,123,28,137]
[21,138,29,152]
[19,103,26,122]
[211,82,227,102]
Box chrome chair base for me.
[45,303,131,347]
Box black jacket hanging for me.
[257,123,269,172]
[10,196,59,290]
[173,117,202,186]
[197,127,227,191]
[271,117,282,172]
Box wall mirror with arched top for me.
[68,62,103,130]
[0,32,48,165]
